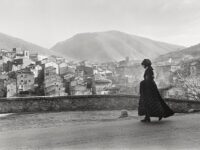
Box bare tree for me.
[177,71,200,101]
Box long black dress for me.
[138,66,174,118]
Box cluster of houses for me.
[1,48,200,100]
[154,58,200,100]
[0,48,129,98]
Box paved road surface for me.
[0,111,200,150]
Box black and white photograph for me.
[0,0,200,149]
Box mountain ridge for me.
[0,32,56,56]
[51,30,185,62]
[155,43,200,62]
[0,31,185,62]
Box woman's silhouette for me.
[138,59,174,122]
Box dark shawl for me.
[138,66,174,117]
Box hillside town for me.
[0,47,200,100]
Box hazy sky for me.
[0,0,200,48]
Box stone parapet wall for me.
[165,98,200,113]
[0,95,199,114]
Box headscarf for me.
[141,59,152,67]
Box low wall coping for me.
[0,95,139,102]
[0,95,200,104]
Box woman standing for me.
[138,59,174,122]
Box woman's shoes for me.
[141,117,151,123]
[140,117,162,122]
[158,116,163,121]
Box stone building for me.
[28,64,42,78]
[13,48,22,54]
[15,50,30,59]
[76,65,94,79]
[44,66,65,96]
[12,58,34,71]
[0,74,8,97]
[7,78,17,97]
[16,69,35,94]
[58,62,68,76]
[0,79,5,97]
[3,61,13,72]
[95,78,112,95]
[45,61,59,74]
[189,60,200,76]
